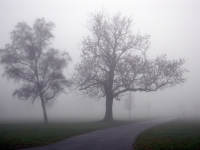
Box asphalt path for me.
[22,118,174,150]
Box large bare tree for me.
[0,18,71,123]
[74,11,188,121]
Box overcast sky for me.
[0,0,200,123]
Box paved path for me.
[22,118,174,150]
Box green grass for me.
[0,120,139,150]
[134,118,200,150]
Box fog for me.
[0,0,200,123]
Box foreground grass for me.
[0,119,140,150]
[134,118,200,150]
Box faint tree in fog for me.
[179,103,186,118]
[194,100,199,119]
[124,92,135,120]
[0,18,71,123]
[195,105,199,119]
[147,101,151,118]
[74,11,188,121]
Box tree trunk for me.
[103,63,115,121]
[129,109,131,120]
[103,95,114,121]
[40,94,48,124]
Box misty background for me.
[0,0,200,123]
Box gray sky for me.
[0,0,200,122]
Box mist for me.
[0,0,200,124]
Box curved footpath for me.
[21,118,174,150]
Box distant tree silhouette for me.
[194,100,200,119]
[179,103,186,118]
[74,11,188,121]
[124,92,135,120]
[0,18,72,123]
[147,101,151,118]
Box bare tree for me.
[74,11,188,121]
[0,18,71,123]
[147,101,151,118]
[194,100,200,119]
[124,92,135,120]
[179,103,186,118]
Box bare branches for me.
[113,55,188,97]
[74,10,188,102]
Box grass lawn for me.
[133,118,200,150]
[0,119,141,150]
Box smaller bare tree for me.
[0,18,72,123]
[124,92,135,120]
